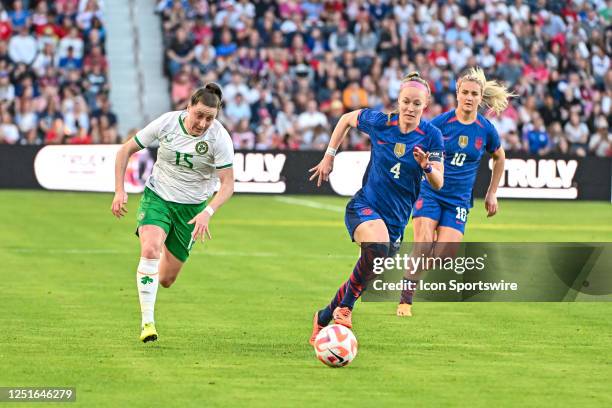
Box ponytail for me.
[458,67,517,115]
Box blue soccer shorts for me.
[344,197,405,243]
[411,194,468,234]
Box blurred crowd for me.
[0,0,118,146]
[158,0,611,157]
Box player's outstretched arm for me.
[485,147,505,217]
[413,146,444,190]
[309,109,361,187]
[188,167,234,243]
[111,138,142,218]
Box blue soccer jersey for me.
[420,109,500,208]
[350,108,444,235]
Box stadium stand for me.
[2,0,608,157]
[156,0,610,157]
[0,0,117,145]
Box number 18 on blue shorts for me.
[411,195,468,234]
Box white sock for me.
[137,257,159,326]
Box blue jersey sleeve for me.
[357,108,388,141]
[430,112,448,130]
[486,121,501,154]
[427,125,444,163]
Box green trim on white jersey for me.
[178,114,191,136]
[134,135,145,149]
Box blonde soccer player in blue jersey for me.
[111,83,235,342]
[397,67,514,317]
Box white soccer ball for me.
[313,324,358,367]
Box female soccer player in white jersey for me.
[111,83,235,342]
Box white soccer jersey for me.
[134,111,234,204]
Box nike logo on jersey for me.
[377,140,388,145]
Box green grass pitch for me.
[1,190,611,407]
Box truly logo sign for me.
[490,158,579,199]
[233,153,287,193]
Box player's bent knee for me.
[158,261,182,289]
[160,277,175,288]
[141,246,161,259]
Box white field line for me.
[272,197,612,232]
[217,218,612,232]
[274,196,345,213]
[3,248,355,259]
[217,219,340,227]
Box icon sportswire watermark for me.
[355,242,612,302]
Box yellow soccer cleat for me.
[140,322,158,343]
[396,303,413,317]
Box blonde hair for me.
[457,67,517,115]
[387,71,431,124]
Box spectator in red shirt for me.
[427,41,449,67]
[192,18,212,45]
[44,117,66,144]
[55,15,74,39]
[68,126,92,144]
[523,57,549,83]
[0,18,11,41]
[31,1,49,32]
[83,45,107,73]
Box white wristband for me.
[326,147,337,157]
[204,206,215,216]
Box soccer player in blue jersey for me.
[308,72,445,344]
[397,67,515,317]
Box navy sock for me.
[340,242,389,309]
[400,278,417,304]
[339,261,365,309]
[317,281,348,326]
[318,243,389,323]
[317,307,332,326]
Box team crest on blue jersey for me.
[394,143,406,158]
[195,141,209,155]
[458,135,469,149]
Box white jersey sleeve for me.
[134,112,173,148]
[214,125,234,169]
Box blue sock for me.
[339,261,365,309]
[317,307,333,326]
[340,242,389,309]
[317,243,389,323]
[317,281,348,326]
[400,278,417,304]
